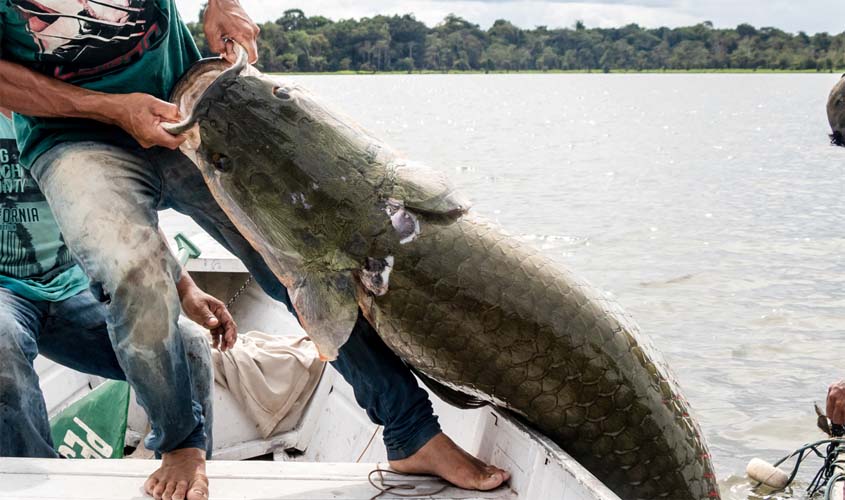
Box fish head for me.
[171,56,384,195]
[171,59,402,265]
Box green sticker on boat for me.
[49,380,130,459]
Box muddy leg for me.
[31,142,208,498]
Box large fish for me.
[167,49,720,500]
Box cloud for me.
[176,0,698,29]
[175,0,843,34]
[679,0,842,34]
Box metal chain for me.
[226,275,253,309]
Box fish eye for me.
[274,87,291,100]
[210,152,233,172]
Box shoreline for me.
[273,68,844,76]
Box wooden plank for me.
[0,459,517,500]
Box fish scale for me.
[361,215,715,499]
[170,56,720,500]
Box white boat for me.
[1,228,621,500]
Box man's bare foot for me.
[144,448,208,500]
[389,433,510,491]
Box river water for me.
[163,73,844,498]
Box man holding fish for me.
[0,1,508,499]
[0,104,222,467]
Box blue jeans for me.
[0,287,213,458]
[29,141,440,460]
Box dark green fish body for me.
[171,59,720,500]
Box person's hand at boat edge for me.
[177,270,238,351]
[826,380,845,425]
[204,0,261,64]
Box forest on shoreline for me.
[186,9,845,74]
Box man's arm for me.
[0,59,185,149]
[0,0,260,150]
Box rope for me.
[753,438,845,498]
[356,425,382,463]
[812,441,845,498]
[826,473,845,500]
[367,468,449,500]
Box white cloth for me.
[212,331,324,438]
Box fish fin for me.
[411,367,488,409]
[290,272,359,361]
[390,161,471,217]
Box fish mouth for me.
[166,45,250,135]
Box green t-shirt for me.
[0,114,89,301]
[0,0,202,167]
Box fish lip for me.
[165,45,249,135]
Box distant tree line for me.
[187,8,845,73]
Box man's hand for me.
[178,275,237,351]
[827,380,845,425]
[107,93,186,150]
[0,60,189,146]
[0,60,185,150]
[204,0,260,64]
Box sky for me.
[176,0,843,34]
